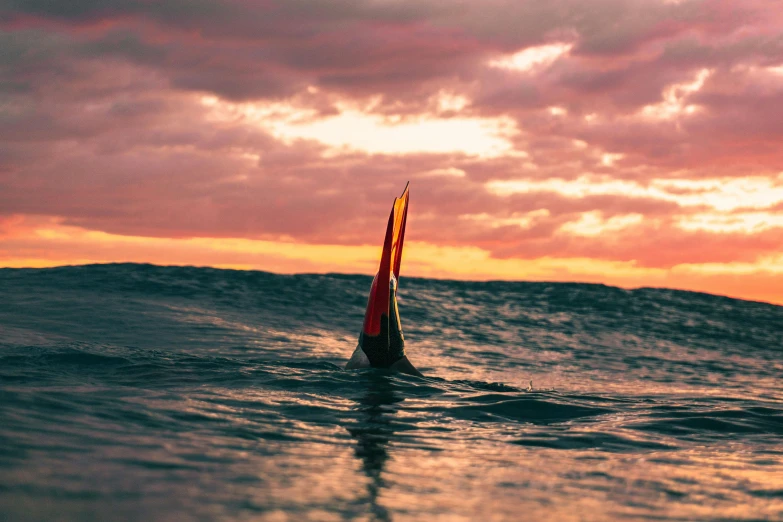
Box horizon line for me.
[3,260,779,308]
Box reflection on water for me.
[347,373,403,522]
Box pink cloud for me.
[2,0,783,283]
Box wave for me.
[1,264,782,521]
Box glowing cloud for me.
[5,218,782,303]
[641,69,711,119]
[271,110,516,156]
[460,210,551,230]
[559,212,644,237]
[486,175,783,213]
[435,91,470,112]
[423,168,467,178]
[677,212,783,233]
[201,97,518,157]
[489,43,573,72]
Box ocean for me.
[0,263,781,521]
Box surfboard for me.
[362,182,409,338]
[345,183,421,375]
[347,183,409,369]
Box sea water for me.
[0,264,781,521]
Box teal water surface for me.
[0,264,782,521]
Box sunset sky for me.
[2,0,783,304]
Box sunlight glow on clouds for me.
[656,177,783,211]
[460,210,550,230]
[601,153,624,167]
[201,96,518,157]
[489,43,573,72]
[271,111,516,156]
[560,212,644,237]
[423,168,467,178]
[549,106,567,116]
[486,175,783,212]
[676,254,783,275]
[3,219,782,303]
[641,69,711,119]
[677,212,783,233]
[435,91,470,112]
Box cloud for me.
[200,96,518,157]
[2,0,783,303]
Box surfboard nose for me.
[357,184,409,368]
[361,183,408,339]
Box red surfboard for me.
[362,183,408,336]
[358,183,409,366]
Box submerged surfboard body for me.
[346,184,417,373]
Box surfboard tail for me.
[360,183,409,361]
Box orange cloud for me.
[1,218,781,305]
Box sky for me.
[1,0,783,304]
